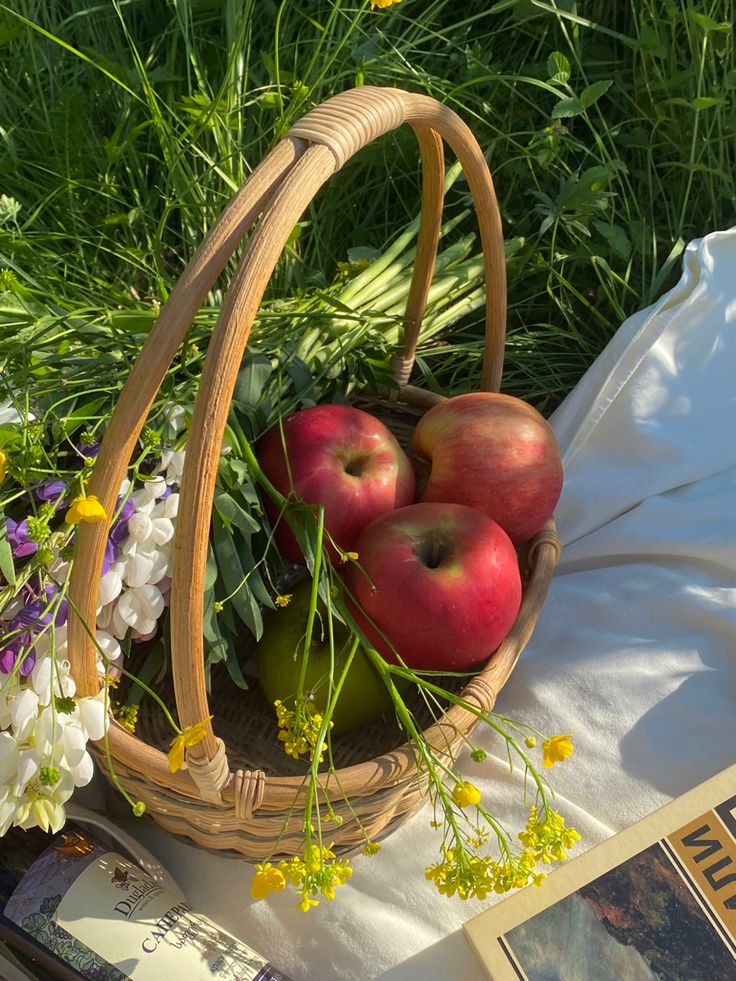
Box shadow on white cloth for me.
[82,227,736,980]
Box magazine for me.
[463,764,736,980]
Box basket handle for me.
[67,87,506,802]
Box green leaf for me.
[547,51,570,84]
[204,544,219,591]
[667,95,727,111]
[692,96,726,111]
[580,79,613,109]
[551,95,584,119]
[214,492,260,535]
[688,11,731,33]
[212,520,263,640]
[593,220,632,260]
[59,396,107,432]
[233,354,273,407]
[286,356,316,403]
[0,503,16,587]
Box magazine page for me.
[463,764,736,980]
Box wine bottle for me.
[1,825,293,981]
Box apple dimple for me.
[415,534,452,570]
[340,452,370,477]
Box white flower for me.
[0,732,19,782]
[77,692,107,742]
[0,792,17,836]
[13,749,39,797]
[161,401,188,437]
[143,475,168,500]
[0,399,34,425]
[70,751,95,786]
[12,769,74,834]
[98,562,125,607]
[159,492,179,520]
[120,538,155,587]
[94,630,122,676]
[10,688,39,742]
[157,448,186,484]
[113,584,165,637]
[126,510,154,542]
[0,676,20,730]
[29,643,76,706]
[96,600,115,632]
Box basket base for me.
[105,654,463,861]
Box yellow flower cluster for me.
[274,699,332,762]
[519,805,582,864]
[251,844,353,911]
[113,702,139,734]
[425,805,581,900]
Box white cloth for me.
[84,227,736,980]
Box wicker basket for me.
[66,87,561,860]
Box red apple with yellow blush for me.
[412,392,563,546]
[258,404,416,564]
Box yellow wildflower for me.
[113,703,139,734]
[339,551,359,563]
[275,593,292,608]
[542,733,574,768]
[65,494,108,525]
[0,449,7,483]
[363,841,381,856]
[251,863,286,900]
[298,895,319,912]
[452,781,481,809]
[370,0,401,8]
[525,735,537,748]
[167,715,214,773]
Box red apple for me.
[412,392,563,546]
[343,502,521,671]
[258,404,416,563]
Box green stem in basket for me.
[295,506,325,701]
[384,665,552,806]
[364,650,465,844]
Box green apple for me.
[257,580,399,734]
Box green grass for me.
[0,0,734,413]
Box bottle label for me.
[4,830,290,981]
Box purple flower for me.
[76,437,100,459]
[102,538,117,575]
[6,518,38,560]
[34,480,67,510]
[109,496,135,547]
[0,634,36,676]
[17,583,67,629]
